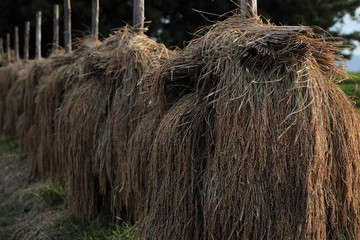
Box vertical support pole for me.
[133,0,144,33]
[92,0,99,40]
[14,26,20,62]
[36,11,42,60]
[241,0,257,17]
[53,4,60,51]
[24,21,30,62]
[6,33,11,64]
[0,37,4,57]
[64,0,72,53]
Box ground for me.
[0,136,135,240]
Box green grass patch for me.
[82,222,136,240]
[38,181,137,239]
[54,214,136,240]
[0,135,20,161]
[339,73,360,111]
[38,182,67,206]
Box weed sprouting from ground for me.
[38,182,67,206]
[0,136,136,239]
[0,135,20,157]
[54,213,136,240]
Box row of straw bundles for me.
[130,16,360,239]
[29,42,95,179]
[53,27,172,219]
[0,13,359,239]
[0,62,26,135]
[0,27,172,222]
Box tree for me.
[260,0,360,54]
[0,0,359,56]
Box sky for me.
[331,7,360,71]
[331,7,360,55]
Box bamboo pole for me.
[0,37,4,57]
[14,26,20,62]
[64,0,72,53]
[241,0,257,17]
[53,4,60,50]
[6,33,11,64]
[24,21,30,62]
[36,11,42,60]
[133,0,145,33]
[92,0,99,40]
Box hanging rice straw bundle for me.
[109,31,173,221]
[31,40,97,180]
[14,59,47,180]
[4,62,36,138]
[131,15,360,239]
[55,27,171,219]
[26,53,74,179]
[0,63,25,134]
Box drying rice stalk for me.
[33,49,83,180]
[55,27,171,219]
[25,39,98,180]
[0,63,25,134]
[5,62,36,139]
[131,15,360,239]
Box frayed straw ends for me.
[132,16,360,240]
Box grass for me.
[0,135,136,240]
[0,135,20,162]
[38,182,67,206]
[339,72,360,111]
[53,213,136,240]
[37,176,137,239]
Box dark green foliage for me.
[0,0,359,53]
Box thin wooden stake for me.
[36,11,42,60]
[53,4,60,50]
[241,0,257,17]
[24,21,30,62]
[0,37,4,56]
[14,26,20,62]
[133,0,144,32]
[64,0,72,53]
[6,33,11,64]
[92,0,99,40]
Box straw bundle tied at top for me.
[6,62,38,140]
[130,15,360,240]
[55,26,172,219]
[31,40,97,180]
[0,63,26,134]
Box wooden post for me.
[0,37,4,57]
[6,33,11,64]
[92,0,99,40]
[14,26,20,62]
[133,0,144,32]
[36,11,42,60]
[24,21,30,62]
[53,4,60,50]
[64,0,72,53]
[241,0,257,17]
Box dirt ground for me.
[0,135,135,240]
[0,136,79,240]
